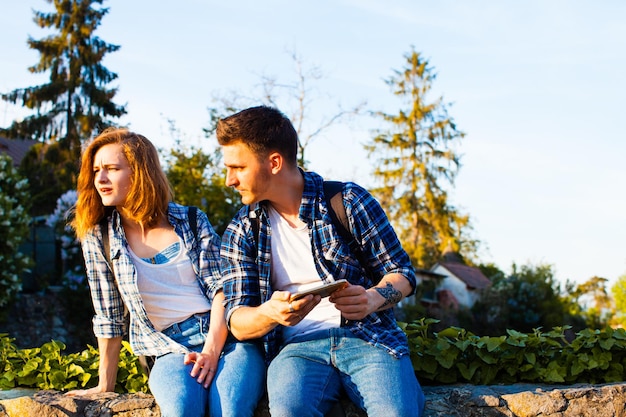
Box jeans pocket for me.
[163,313,210,349]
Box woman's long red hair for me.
[71,128,173,239]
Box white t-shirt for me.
[267,205,341,343]
[130,238,211,331]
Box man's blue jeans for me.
[148,313,266,417]
[267,328,425,417]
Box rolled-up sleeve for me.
[345,183,417,294]
[220,213,267,326]
[81,230,127,338]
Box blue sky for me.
[1,1,625,287]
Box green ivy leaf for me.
[457,361,479,381]
[524,352,536,365]
[476,349,498,365]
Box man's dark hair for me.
[216,105,299,164]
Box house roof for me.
[415,267,447,280]
[0,136,38,166]
[435,261,492,289]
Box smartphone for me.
[290,279,349,301]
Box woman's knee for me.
[211,342,266,416]
[149,354,208,417]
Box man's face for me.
[222,141,272,205]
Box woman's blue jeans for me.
[148,313,266,417]
[267,328,425,417]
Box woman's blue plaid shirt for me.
[80,202,222,356]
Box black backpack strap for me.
[249,204,261,258]
[188,206,198,242]
[323,181,351,242]
[323,181,373,280]
[100,216,112,271]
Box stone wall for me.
[2,382,626,417]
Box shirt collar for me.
[110,201,182,230]
[298,169,324,224]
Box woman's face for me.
[93,143,132,208]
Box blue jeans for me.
[267,328,425,417]
[148,313,266,417]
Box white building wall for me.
[432,265,476,308]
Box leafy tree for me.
[1,0,126,214]
[477,263,506,281]
[569,276,613,329]
[473,263,586,335]
[366,47,475,268]
[466,263,509,334]
[0,155,32,307]
[205,49,365,168]
[18,141,76,215]
[611,273,626,327]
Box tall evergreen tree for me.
[366,48,475,268]
[1,0,126,214]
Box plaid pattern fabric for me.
[220,170,417,360]
[80,202,222,356]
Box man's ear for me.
[268,151,282,174]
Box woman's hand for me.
[65,385,111,397]
[65,336,122,397]
[184,351,220,388]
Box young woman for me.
[67,128,265,417]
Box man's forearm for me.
[229,305,278,340]
[371,273,413,311]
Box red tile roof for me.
[437,261,492,289]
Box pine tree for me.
[366,48,475,268]
[1,0,126,214]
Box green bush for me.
[404,318,626,385]
[4,320,626,394]
[0,334,147,393]
[0,155,32,307]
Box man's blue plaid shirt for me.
[80,202,222,356]
[220,170,417,360]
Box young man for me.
[217,105,425,417]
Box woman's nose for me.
[95,170,107,182]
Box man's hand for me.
[330,275,410,320]
[267,290,321,326]
[229,289,322,340]
[329,284,381,320]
